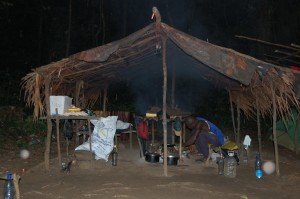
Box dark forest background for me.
[0,0,299,148]
[0,0,299,112]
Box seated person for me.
[137,117,149,155]
[183,116,224,160]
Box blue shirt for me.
[196,117,224,145]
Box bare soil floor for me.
[1,137,300,199]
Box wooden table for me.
[47,114,135,168]
[51,114,98,168]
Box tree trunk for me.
[66,0,72,57]
[100,0,106,44]
[37,0,44,66]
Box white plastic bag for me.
[75,116,118,161]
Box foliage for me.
[193,88,232,128]
[106,82,135,112]
[22,115,47,136]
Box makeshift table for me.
[51,114,98,168]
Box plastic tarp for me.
[270,109,300,152]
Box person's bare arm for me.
[183,121,205,147]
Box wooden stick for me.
[56,109,61,168]
[229,90,237,141]
[294,112,300,155]
[44,77,52,171]
[179,131,182,161]
[162,36,168,177]
[264,54,300,65]
[291,43,300,48]
[152,120,155,144]
[274,50,300,59]
[13,173,20,199]
[237,96,241,146]
[171,63,175,108]
[87,119,93,163]
[103,85,108,112]
[271,83,280,176]
[183,123,186,143]
[172,122,175,144]
[256,93,262,154]
[235,35,299,51]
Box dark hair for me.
[184,116,195,125]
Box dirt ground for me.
[1,135,300,199]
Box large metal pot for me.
[167,154,179,166]
[145,152,160,163]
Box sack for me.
[75,116,118,161]
[64,120,73,140]
[138,121,149,140]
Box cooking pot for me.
[145,152,160,163]
[166,154,179,166]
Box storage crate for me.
[50,96,72,115]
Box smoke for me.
[129,41,215,115]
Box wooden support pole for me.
[179,117,182,161]
[256,93,262,154]
[152,120,155,144]
[183,123,186,143]
[172,122,175,144]
[87,118,93,166]
[237,96,241,145]
[55,109,61,168]
[171,63,175,109]
[44,77,52,171]
[129,125,133,150]
[294,112,300,155]
[13,173,20,199]
[271,83,280,176]
[103,85,108,112]
[229,90,237,141]
[162,36,168,177]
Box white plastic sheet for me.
[75,116,118,161]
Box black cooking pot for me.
[161,144,175,148]
[145,152,160,163]
[167,154,179,166]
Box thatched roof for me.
[21,20,300,121]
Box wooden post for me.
[87,118,93,164]
[171,63,175,109]
[256,93,262,154]
[183,123,186,143]
[55,109,61,168]
[44,77,52,171]
[172,122,175,144]
[13,173,20,199]
[271,83,280,176]
[152,120,155,144]
[237,96,241,145]
[294,112,300,155]
[162,36,168,177]
[103,85,108,112]
[129,125,133,150]
[229,90,237,141]
[75,81,80,146]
